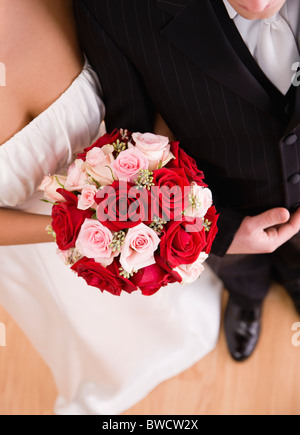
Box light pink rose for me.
[131,132,174,171]
[76,219,118,267]
[120,223,160,273]
[174,252,208,284]
[77,185,98,210]
[83,144,115,186]
[65,159,89,191]
[86,147,110,167]
[184,183,213,218]
[38,175,67,202]
[111,147,149,183]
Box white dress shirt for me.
[222,0,300,93]
[222,0,300,49]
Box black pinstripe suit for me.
[75,0,300,306]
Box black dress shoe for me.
[224,297,262,362]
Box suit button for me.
[288,173,300,184]
[284,134,298,145]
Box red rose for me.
[52,189,94,251]
[152,167,190,221]
[159,217,207,268]
[76,129,130,161]
[131,254,182,296]
[71,257,138,296]
[204,206,219,254]
[95,180,151,232]
[167,142,206,186]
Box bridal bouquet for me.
[39,129,218,296]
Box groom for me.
[75,0,300,361]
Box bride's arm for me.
[0,0,85,246]
[0,209,53,246]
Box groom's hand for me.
[227,207,300,254]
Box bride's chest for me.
[0,0,83,146]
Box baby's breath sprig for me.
[149,217,167,234]
[188,190,202,213]
[119,128,130,141]
[119,267,136,279]
[65,248,83,266]
[110,231,126,252]
[112,139,127,155]
[203,218,212,232]
[135,169,155,190]
[46,225,56,241]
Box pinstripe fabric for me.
[74,0,300,259]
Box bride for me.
[0,0,222,415]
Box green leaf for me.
[40,199,56,205]
[105,165,116,181]
[55,176,65,188]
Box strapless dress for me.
[0,59,222,415]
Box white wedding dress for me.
[0,59,223,415]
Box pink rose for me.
[131,132,174,171]
[184,183,213,218]
[174,252,208,284]
[86,146,111,166]
[112,147,149,182]
[77,185,98,210]
[76,219,118,267]
[38,175,67,202]
[83,144,115,186]
[76,129,125,161]
[120,223,160,273]
[65,159,89,191]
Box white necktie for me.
[256,13,300,95]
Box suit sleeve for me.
[74,0,156,133]
[210,205,244,257]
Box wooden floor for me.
[0,284,299,415]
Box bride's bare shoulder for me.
[0,0,84,145]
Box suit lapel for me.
[157,0,274,113]
[284,84,300,134]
